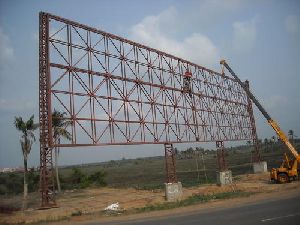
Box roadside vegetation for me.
[135,190,255,213]
[0,167,107,195]
[1,139,299,196]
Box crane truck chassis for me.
[220,60,300,183]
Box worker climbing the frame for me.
[183,70,192,97]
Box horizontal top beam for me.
[41,11,232,80]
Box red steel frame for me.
[39,12,260,207]
[164,143,177,183]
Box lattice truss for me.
[47,15,255,147]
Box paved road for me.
[89,195,300,225]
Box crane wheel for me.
[277,173,289,184]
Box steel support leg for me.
[216,141,227,172]
[39,12,56,209]
[164,143,177,183]
[245,80,261,162]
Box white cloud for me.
[130,7,219,68]
[232,17,258,53]
[285,15,300,34]
[0,27,14,63]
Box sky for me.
[0,0,299,168]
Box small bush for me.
[6,173,23,194]
[89,171,107,187]
[0,184,8,195]
[71,168,86,184]
[27,170,39,192]
[66,168,107,189]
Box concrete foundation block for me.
[165,182,183,202]
[253,161,268,173]
[217,170,232,186]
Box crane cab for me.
[270,153,299,183]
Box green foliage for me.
[52,109,72,141]
[69,168,107,189]
[69,167,89,188]
[0,173,23,195]
[14,115,38,157]
[89,171,107,186]
[7,173,23,194]
[71,168,85,184]
[1,139,293,196]
[0,185,7,195]
[0,171,40,195]
[134,183,164,190]
[27,170,39,192]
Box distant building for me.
[0,167,24,173]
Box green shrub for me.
[6,173,23,194]
[27,170,39,192]
[0,184,8,195]
[66,168,107,189]
[89,171,107,187]
[71,168,86,184]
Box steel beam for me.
[164,143,177,183]
[216,141,227,172]
[245,80,261,162]
[39,12,56,209]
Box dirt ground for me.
[1,173,300,225]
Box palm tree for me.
[288,130,294,143]
[264,138,269,151]
[52,110,72,192]
[14,115,39,208]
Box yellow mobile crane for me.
[220,60,300,183]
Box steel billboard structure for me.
[39,12,259,208]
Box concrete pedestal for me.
[217,170,232,186]
[165,182,183,202]
[253,161,268,173]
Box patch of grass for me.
[0,215,71,225]
[135,191,255,213]
[134,183,164,190]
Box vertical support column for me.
[245,80,261,163]
[164,143,177,183]
[39,12,56,209]
[216,141,232,185]
[216,141,227,171]
[164,143,182,201]
[245,81,268,173]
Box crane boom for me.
[220,60,299,161]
